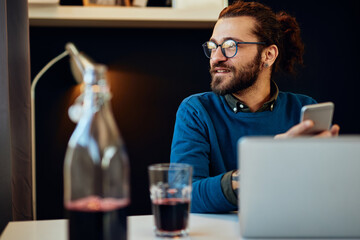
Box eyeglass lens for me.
[203,40,237,59]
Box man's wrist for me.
[231,170,240,197]
[220,170,238,206]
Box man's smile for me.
[212,67,232,75]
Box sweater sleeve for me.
[170,98,237,213]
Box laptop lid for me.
[238,136,360,238]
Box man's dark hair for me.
[219,0,304,75]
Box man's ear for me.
[261,44,278,68]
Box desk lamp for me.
[30,43,94,219]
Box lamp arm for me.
[30,50,69,220]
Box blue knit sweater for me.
[170,91,316,213]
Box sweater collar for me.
[224,81,279,113]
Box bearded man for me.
[170,0,340,213]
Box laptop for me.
[238,136,360,238]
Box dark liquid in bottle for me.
[66,196,128,240]
[152,198,190,232]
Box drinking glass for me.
[148,163,193,238]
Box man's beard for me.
[210,51,262,95]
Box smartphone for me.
[300,102,334,134]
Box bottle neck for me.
[82,81,111,114]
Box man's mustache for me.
[210,64,234,73]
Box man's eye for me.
[207,42,217,50]
[223,40,236,49]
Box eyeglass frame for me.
[202,39,266,59]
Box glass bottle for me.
[64,64,130,240]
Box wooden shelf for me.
[28,5,221,28]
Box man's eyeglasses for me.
[202,39,266,59]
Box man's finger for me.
[330,124,340,136]
[286,120,314,137]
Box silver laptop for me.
[238,136,360,238]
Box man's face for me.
[209,16,262,95]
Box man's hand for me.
[275,120,340,139]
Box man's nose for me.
[210,47,227,64]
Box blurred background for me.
[27,0,360,221]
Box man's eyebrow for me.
[209,37,244,43]
[224,37,243,42]
[209,37,218,44]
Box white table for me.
[0,213,240,240]
[1,214,357,240]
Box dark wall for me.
[30,27,212,219]
[31,0,359,220]
[240,0,360,133]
